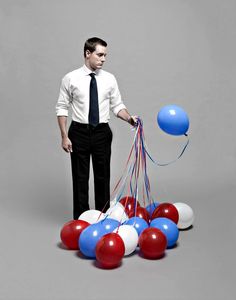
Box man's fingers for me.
[62,144,72,153]
[62,137,73,153]
[130,115,138,126]
[63,147,69,153]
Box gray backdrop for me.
[1,0,236,299]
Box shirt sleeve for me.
[109,75,126,116]
[55,74,72,116]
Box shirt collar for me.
[82,64,100,76]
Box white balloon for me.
[110,198,117,207]
[173,202,194,229]
[113,224,138,256]
[78,209,105,224]
[106,202,128,223]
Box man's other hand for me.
[62,137,73,153]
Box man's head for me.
[84,37,107,71]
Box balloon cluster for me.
[60,200,194,267]
[60,105,193,268]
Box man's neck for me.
[85,61,96,72]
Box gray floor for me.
[1,176,235,300]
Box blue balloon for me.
[150,217,179,248]
[125,217,149,236]
[79,223,106,258]
[157,105,189,135]
[98,218,120,233]
[146,202,160,217]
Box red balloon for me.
[139,227,167,259]
[135,206,150,223]
[151,203,179,224]
[119,196,140,218]
[60,220,90,250]
[96,233,125,269]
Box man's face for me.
[86,44,107,71]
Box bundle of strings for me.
[109,117,189,219]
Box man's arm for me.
[109,75,138,126]
[57,116,72,153]
[117,109,138,126]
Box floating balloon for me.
[151,202,179,224]
[114,224,138,256]
[146,202,160,218]
[125,217,149,236]
[79,223,106,258]
[106,202,129,223]
[78,209,105,224]
[139,227,167,259]
[60,220,90,250]
[173,202,194,229]
[150,217,179,248]
[95,233,125,269]
[119,196,140,218]
[157,105,189,135]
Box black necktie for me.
[89,73,99,126]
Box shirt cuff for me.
[56,109,69,117]
[113,104,126,116]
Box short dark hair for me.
[84,37,107,57]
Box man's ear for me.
[86,50,91,58]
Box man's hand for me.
[128,115,138,127]
[62,136,73,153]
[117,109,139,127]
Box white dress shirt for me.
[56,64,126,123]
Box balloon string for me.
[110,124,140,201]
[143,134,189,166]
[104,117,189,223]
[138,124,151,207]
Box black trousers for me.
[68,121,112,219]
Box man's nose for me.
[101,56,106,62]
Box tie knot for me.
[89,73,96,78]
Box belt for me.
[71,121,108,129]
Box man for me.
[56,37,137,220]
